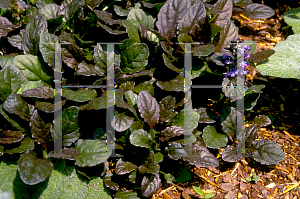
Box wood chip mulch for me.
[153,127,300,199]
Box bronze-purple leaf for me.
[0,130,24,144]
[137,91,160,129]
[48,148,79,160]
[22,86,54,99]
[159,126,189,142]
[30,109,52,151]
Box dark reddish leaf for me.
[137,91,160,129]
[0,130,24,144]
[141,174,161,198]
[22,86,54,99]
[48,148,79,160]
[250,49,275,63]
[30,109,52,151]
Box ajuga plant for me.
[0,0,286,198]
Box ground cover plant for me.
[0,0,299,198]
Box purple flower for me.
[225,60,234,65]
[244,54,250,59]
[243,45,251,54]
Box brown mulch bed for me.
[152,1,300,199]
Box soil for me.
[152,1,300,199]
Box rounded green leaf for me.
[121,43,149,74]
[17,81,52,94]
[127,8,154,29]
[0,64,29,102]
[62,88,97,102]
[18,153,53,185]
[129,129,152,148]
[39,3,59,19]
[13,55,52,84]
[256,34,300,79]
[75,139,111,167]
[284,8,300,34]
[202,125,228,149]
[39,33,59,68]
[125,90,138,106]
[50,106,80,147]
[170,109,199,132]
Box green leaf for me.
[129,121,143,132]
[220,107,244,140]
[193,44,215,57]
[16,81,52,94]
[114,5,129,16]
[50,106,80,147]
[111,111,134,132]
[84,0,103,9]
[157,72,185,92]
[22,15,48,55]
[125,90,138,106]
[0,64,28,102]
[5,137,35,154]
[0,55,15,69]
[94,43,107,70]
[202,125,228,149]
[13,55,52,84]
[39,3,59,20]
[154,152,164,163]
[121,43,149,74]
[122,20,140,43]
[62,88,97,102]
[0,105,27,133]
[0,158,112,198]
[127,8,155,29]
[244,40,257,54]
[162,53,181,73]
[160,171,175,183]
[256,34,300,79]
[39,33,59,68]
[0,146,3,156]
[18,153,53,185]
[192,186,205,197]
[175,165,191,183]
[170,109,199,132]
[284,8,300,34]
[36,0,55,8]
[129,129,152,148]
[115,190,140,199]
[75,139,111,167]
